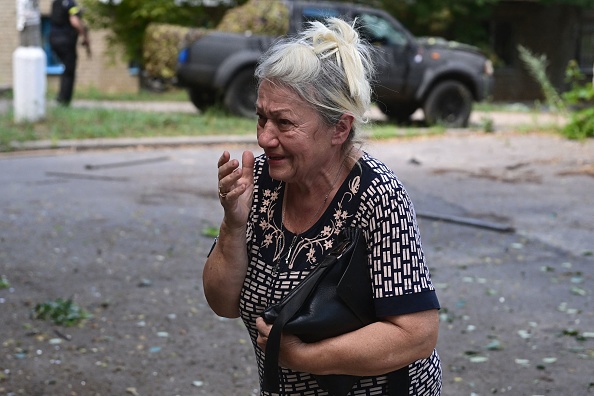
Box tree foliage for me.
[81,0,241,63]
[379,0,499,49]
[363,0,594,49]
[82,0,594,65]
[539,0,594,6]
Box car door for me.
[353,11,413,101]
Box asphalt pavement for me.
[2,97,588,256]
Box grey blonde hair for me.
[255,17,375,141]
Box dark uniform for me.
[49,0,84,105]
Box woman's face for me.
[256,80,340,185]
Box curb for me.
[9,135,258,152]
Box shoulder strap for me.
[387,366,410,396]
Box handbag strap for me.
[387,366,410,396]
[262,256,336,392]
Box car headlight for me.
[484,59,494,76]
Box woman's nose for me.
[257,122,279,148]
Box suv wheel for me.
[224,69,258,118]
[423,81,472,128]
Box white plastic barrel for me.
[13,46,46,123]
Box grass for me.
[0,275,10,289]
[0,86,447,152]
[0,104,256,152]
[1,86,190,102]
[368,123,445,139]
[0,87,571,152]
[63,86,190,102]
[0,104,449,151]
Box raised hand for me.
[217,150,255,229]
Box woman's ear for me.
[332,113,355,145]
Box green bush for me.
[216,0,289,35]
[562,60,594,139]
[519,48,594,140]
[143,24,208,82]
[563,107,594,139]
[82,0,229,64]
[142,0,289,83]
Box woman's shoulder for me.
[358,152,404,190]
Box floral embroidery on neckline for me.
[258,174,361,270]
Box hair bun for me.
[305,18,365,99]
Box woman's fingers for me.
[242,151,255,184]
[217,151,255,202]
[218,168,243,201]
[217,150,230,168]
[217,151,240,200]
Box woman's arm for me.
[203,222,249,318]
[203,151,255,318]
[256,308,439,376]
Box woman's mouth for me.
[267,154,285,162]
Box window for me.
[41,16,64,75]
[355,13,408,47]
[301,7,340,28]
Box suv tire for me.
[224,68,258,118]
[423,81,472,128]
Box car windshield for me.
[356,13,409,47]
[301,7,341,27]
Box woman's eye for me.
[278,119,294,129]
[257,114,267,127]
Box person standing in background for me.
[49,0,91,106]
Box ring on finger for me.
[218,185,228,199]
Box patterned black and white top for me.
[239,152,442,396]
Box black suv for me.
[176,1,493,127]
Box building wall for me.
[0,1,21,90]
[0,0,138,94]
[491,2,582,101]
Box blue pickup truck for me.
[176,1,493,127]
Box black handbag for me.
[261,227,408,396]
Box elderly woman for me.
[203,17,441,396]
